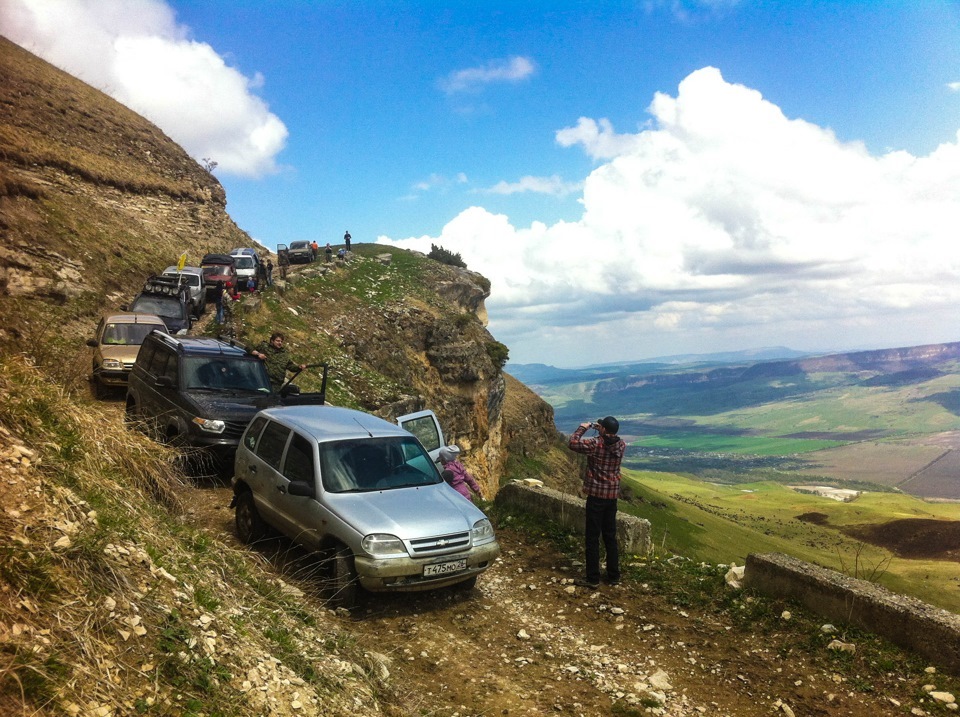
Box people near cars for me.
[438,445,484,502]
[214,280,227,323]
[311,240,319,260]
[251,331,306,390]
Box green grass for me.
[620,469,960,613]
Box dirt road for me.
[181,483,942,717]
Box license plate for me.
[423,559,466,577]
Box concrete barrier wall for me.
[745,552,960,674]
[495,481,651,556]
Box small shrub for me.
[486,340,509,370]
[428,244,466,268]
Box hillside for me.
[5,35,960,717]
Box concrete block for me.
[495,481,651,556]
[745,552,960,674]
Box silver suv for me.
[231,405,500,606]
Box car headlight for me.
[192,417,225,434]
[101,358,123,370]
[361,533,407,556]
[471,519,495,543]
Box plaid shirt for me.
[568,425,626,500]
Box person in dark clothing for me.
[568,416,626,589]
[266,259,274,286]
[251,332,305,390]
[343,230,351,252]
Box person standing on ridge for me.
[568,416,626,589]
[343,230,351,252]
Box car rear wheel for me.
[328,544,359,609]
[235,491,266,544]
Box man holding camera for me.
[568,416,626,589]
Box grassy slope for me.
[621,470,960,613]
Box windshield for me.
[183,357,271,393]
[290,241,309,250]
[102,322,159,345]
[202,265,230,276]
[130,296,183,319]
[320,437,441,493]
[234,257,255,269]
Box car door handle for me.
[247,465,257,473]
[276,484,287,494]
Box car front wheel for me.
[328,544,359,609]
[235,491,266,544]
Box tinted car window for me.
[160,352,179,384]
[256,421,291,470]
[283,433,315,485]
[130,295,184,320]
[244,416,268,451]
[136,341,156,371]
[146,347,172,376]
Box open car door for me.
[396,409,445,463]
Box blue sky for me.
[4,0,960,367]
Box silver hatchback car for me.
[231,405,500,606]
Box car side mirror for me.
[120,304,128,311]
[287,480,315,498]
[86,338,98,348]
[155,376,175,389]
[280,384,301,398]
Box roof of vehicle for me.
[201,253,236,266]
[256,405,411,442]
[146,331,253,358]
[289,240,311,249]
[162,265,204,275]
[101,312,166,325]
[230,248,258,256]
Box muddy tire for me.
[235,491,266,544]
[329,544,359,609]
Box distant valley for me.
[509,341,960,500]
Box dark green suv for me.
[125,331,281,470]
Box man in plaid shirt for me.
[568,416,626,589]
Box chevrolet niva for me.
[230,405,500,607]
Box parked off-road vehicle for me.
[125,275,192,335]
[200,253,237,298]
[287,240,314,264]
[125,331,326,474]
[230,405,499,608]
[87,312,166,398]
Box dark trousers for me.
[585,496,620,583]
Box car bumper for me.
[354,540,500,592]
[94,368,131,387]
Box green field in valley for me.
[620,469,960,614]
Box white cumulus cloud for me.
[381,67,960,366]
[0,0,287,177]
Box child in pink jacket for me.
[439,446,483,502]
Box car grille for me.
[122,359,136,370]
[408,531,471,555]
[223,420,249,439]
